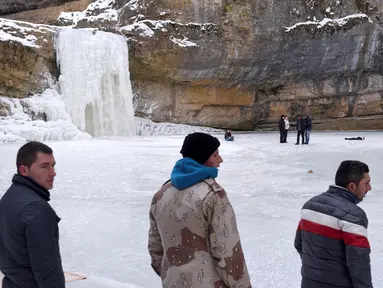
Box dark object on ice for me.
[345,137,365,140]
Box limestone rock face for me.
[1,0,93,25]
[0,0,73,15]
[0,19,57,98]
[54,0,383,130]
[1,0,383,130]
[0,100,11,117]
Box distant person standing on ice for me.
[284,116,290,143]
[295,115,306,145]
[0,141,65,288]
[304,115,312,144]
[294,160,373,288]
[148,132,252,288]
[279,115,286,143]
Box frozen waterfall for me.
[56,28,135,137]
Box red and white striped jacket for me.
[294,185,373,288]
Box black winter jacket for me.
[0,174,65,288]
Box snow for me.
[0,18,56,48]
[122,22,154,37]
[58,11,87,26]
[56,28,135,137]
[1,131,383,287]
[120,20,214,48]
[0,18,54,34]
[57,8,116,27]
[121,20,216,36]
[87,0,114,10]
[170,36,198,47]
[135,117,221,136]
[0,30,38,47]
[56,0,213,49]
[124,0,139,11]
[285,13,373,32]
[0,19,49,48]
[57,0,133,26]
[0,90,91,143]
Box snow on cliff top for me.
[57,0,215,48]
[0,18,54,48]
[285,13,373,32]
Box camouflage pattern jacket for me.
[148,178,252,288]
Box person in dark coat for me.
[294,160,373,288]
[304,115,312,144]
[224,129,234,141]
[0,141,65,288]
[278,115,286,143]
[295,115,306,145]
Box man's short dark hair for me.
[335,160,369,188]
[16,141,53,173]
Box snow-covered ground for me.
[1,131,383,287]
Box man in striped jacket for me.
[294,160,373,288]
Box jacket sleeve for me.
[203,189,252,288]
[294,221,303,259]
[148,200,163,276]
[22,202,65,288]
[342,213,373,288]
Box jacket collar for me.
[328,185,360,204]
[12,174,51,201]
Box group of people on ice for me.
[279,114,312,144]
[0,133,373,288]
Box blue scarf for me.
[170,158,218,190]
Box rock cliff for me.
[1,0,382,130]
[0,19,57,98]
[56,0,383,130]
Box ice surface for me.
[1,131,383,287]
[56,28,135,137]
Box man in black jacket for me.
[0,141,65,288]
[278,115,286,143]
[304,115,312,144]
[295,160,373,288]
[295,115,306,145]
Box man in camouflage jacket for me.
[148,132,252,288]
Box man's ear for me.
[18,165,28,176]
[346,182,357,193]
